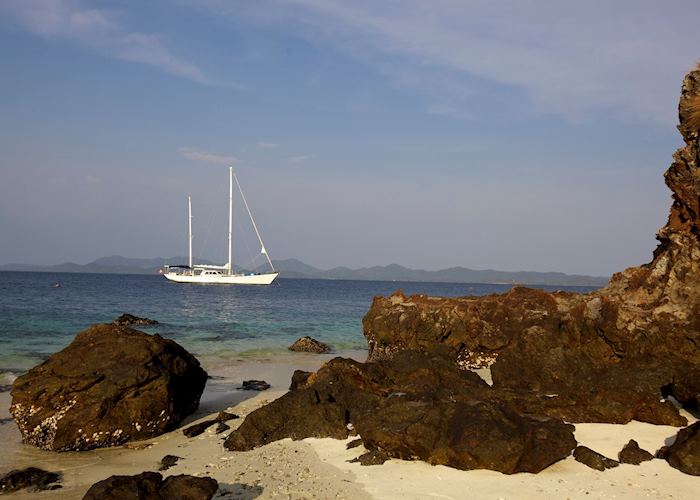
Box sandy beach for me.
[1,351,698,500]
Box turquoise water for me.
[0,271,598,376]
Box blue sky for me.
[1,0,698,276]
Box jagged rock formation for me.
[362,66,700,405]
[10,324,207,451]
[225,349,577,474]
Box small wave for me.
[0,369,21,389]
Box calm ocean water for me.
[0,271,598,380]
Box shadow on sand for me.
[214,483,263,499]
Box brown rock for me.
[215,422,230,434]
[216,411,239,422]
[10,324,207,451]
[288,336,331,353]
[349,450,389,466]
[0,467,61,494]
[574,446,619,471]
[618,440,654,465]
[665,421,700,476]
[290,370,312,390]
[356,397,576,474]
[82,471,218,500]
[226,350,576,474]
[224,384,350,451]
[160,475,219,500]
[183,420,217,438]
[112,313,159,326]
[240,380,270,391]
[669,367,700,412]
[183,411,238,438]
[346,438,363,449]
[158,454,182,471]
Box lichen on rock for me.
[10,323,207,451]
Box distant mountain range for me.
[0,256,609,286]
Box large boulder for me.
[361,65,700,422]
[356,397,575,474]
[226,349,576,474]
[10,324,207,451]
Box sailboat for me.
[163,167,279,285]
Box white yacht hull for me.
[163,272,279,285]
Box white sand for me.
[1,354,699,499]
[310,410,700,500]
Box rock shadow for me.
[214,483,263,499]
[180,380,259,426]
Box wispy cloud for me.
[1,0,211,84]
[225,0,700,124]
[178,147,239,165]
[286,155,314,163]
[256,141,278,149]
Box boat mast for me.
[233,172,275,272]
[188,195,193,269]
[228,166,233,276]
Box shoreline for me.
[0,350,371,499]
[1,350,698,499]
[0,269,607,290]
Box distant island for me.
[0,255,609,286]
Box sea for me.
[0,271,599,385]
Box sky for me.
[1,0,699,276]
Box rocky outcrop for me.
[226,349,577,474]
[664,421,700,476]
[288,336,331,353]
[10,324,207,451]
[82,472,218,500]
[112,313,158,326]
[363,287,572,368]
[362,65,700,415]
[227,65,700,476]
[0,467,61,494]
